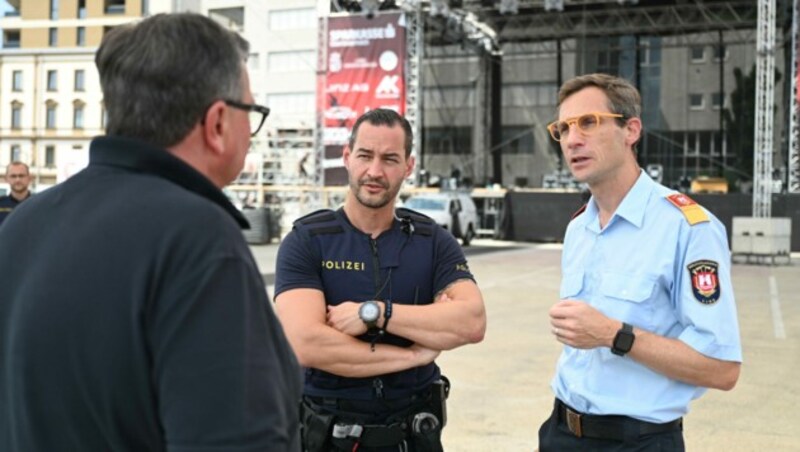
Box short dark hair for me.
[348,109,413,158]
[95,13,249,148]
[6,162,29,175]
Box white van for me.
[402,192,479,246]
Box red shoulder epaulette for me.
[571,204,587,220]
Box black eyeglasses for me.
[224,99,270,137]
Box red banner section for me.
[320,12,406,185]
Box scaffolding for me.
[753,0,776,217]
[790,0,800,193]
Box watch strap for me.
[382,299,392,331]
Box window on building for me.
[50,0,59,20]
[46,103,58,129]
[501,83,557,107]
[12,70,23,91]
[208,7,244,31]
[249,53,260,71]
[689,94,704,110]
[267,50,315,72]
[73,103,85,129]
[47,70,58,91]
[45,145,56,168]
[78,0,86,18]
[10,145,22,162]
[11,103,22,130]
[3,30,21,48]
[49,28,58,47]
[690,46,705,63]
[500,126,536,154]
[713,45,728,62]
[423,86,476,110]
[424,127,473,155]
[269,8,316,30]
[77,27,85,46]
[74,70,85,91]
[712,92,725,109]
[104,0,125,14]
[266,92,315,114]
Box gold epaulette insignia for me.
[665,194,709,225]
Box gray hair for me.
[95,13,249,148]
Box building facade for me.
[0,0,171,190]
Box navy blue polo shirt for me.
[0,193,30,227]
[275,207,474,400]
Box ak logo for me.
[375,75,401,99]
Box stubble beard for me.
[352,177,397,209]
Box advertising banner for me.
[320,12,406,185]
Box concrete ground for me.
[250,240,800,451]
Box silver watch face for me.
[359,301,380,323]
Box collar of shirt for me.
[581,170,655,234]
[88,135,249,229]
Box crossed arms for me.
[275,280,485,378]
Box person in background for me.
[0,162,32,227]
[0,13,301,451]
[538,73,742,451]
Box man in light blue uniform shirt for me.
[538,73,742,451]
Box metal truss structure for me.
[790,0,800,192]
[401,3,424,182]
[449,0,759,43]
[332,0,795,195]
[754,0,777,217]
[314,16,329,192]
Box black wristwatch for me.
[611,322,635,356]
[359,300,381,330]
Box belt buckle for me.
[565,408,583,438]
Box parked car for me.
[403,192,478,246]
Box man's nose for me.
[366,158,383,175]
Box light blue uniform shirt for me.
[552,171,742,423]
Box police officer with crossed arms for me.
[274,109,486,452]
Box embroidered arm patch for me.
[687,260,721,304]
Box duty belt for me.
[331,421,407,448]
[556,399,683,441]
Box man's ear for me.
[342,145,352,169]
[202,100,228,156]
[405,154,415,179]
[624,117,642,148]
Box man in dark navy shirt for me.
[275,109,487,451]
[0,13,301,452]
[0,162,32,227]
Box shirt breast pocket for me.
[559,273,584,299]
[600,272,657,330]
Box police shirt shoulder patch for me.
[687,260,721,305]
[295,209,336,226]
[665,193,709,225]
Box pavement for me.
[250,240,800,451]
